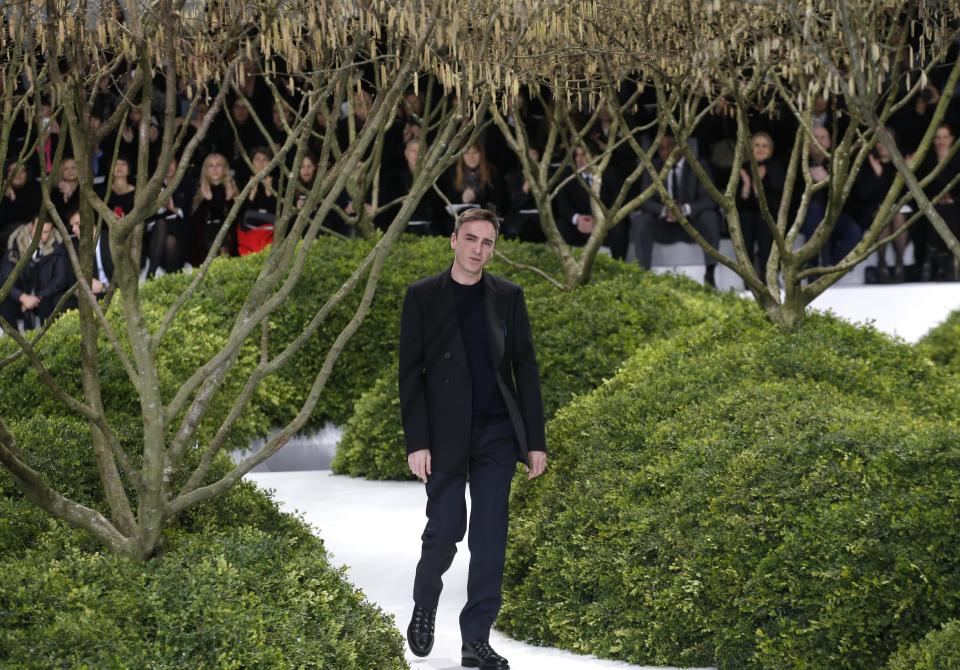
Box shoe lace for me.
[471,640,503,660]
[412,607,435,634]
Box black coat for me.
[552,166,624,246]
[0,237,68,303]
[398,269,546,474]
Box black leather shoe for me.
[461,639,509,669]
[704,265,717,288]
[406,606,436,657]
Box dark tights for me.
[145,219,182,276]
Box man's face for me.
[450,219,497,278]
[810,126,831,159]
[574,147,589,171]
[658,136,676,163]
[69,212,81,237]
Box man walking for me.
[400,208,547,669]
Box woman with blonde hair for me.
[190,153,238,262]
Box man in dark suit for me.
[62,210,112,312]
[552,144,628,259]
[400,208,547,670]
[630,134,722,286]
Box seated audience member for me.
[0,218,68,330]
[87,109,109,183]
[118,108,162,175]
[215,98,266,183]
[335,89,373,153]
[798,125,862,266]
[443,142,505,233]
[381,90,423,174]
[629,133,721,286]
[295,151,319,211]
[737,131,786,275]
[916,123,960,280]
[504,147,545,243]
[853,129,908,282]
[891,84,939,156]
[144,157,192,275]
[238,147,277,255]
[552,143,628,259]
[104,156,136,217]
[378,138,442,236]
[190,153,238,262]
[0,162,41,256]
[52,158,80,223]
[63,209,111,311]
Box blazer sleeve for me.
[398,285,432,455]
[511,287,546,453]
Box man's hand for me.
[526,450,547,480]
[575,214,594,234]
[408,449,431,483]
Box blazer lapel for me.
[483,272,506,367]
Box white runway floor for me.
[246,470,709,670]
[245,282,960,669]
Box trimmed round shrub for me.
[0,526,406,669]
[499,312,960,669]
[332,269,740,479]
[886,619,960,670]
[918,307,960,375]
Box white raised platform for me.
[639,238,919,290]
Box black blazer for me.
[552,165,624,246]
[398,269,546,474]
[638,156,717,219]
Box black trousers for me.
[413,416,518,643]
[630,209,721,268]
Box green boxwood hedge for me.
[886,619,960,670]
[332,269,740,479]
[0,526,407,669]
[498,311,960,669]
[918,307,960,375]
[0,437,407,667]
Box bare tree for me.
[500,0,960,327]
[0,0,529,560]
